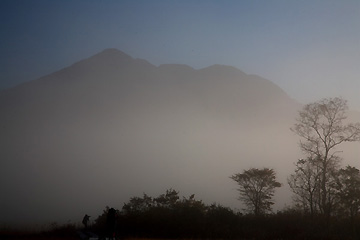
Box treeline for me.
[93,189,239,239]
[90,189,360,240]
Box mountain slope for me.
[1,49,301,226]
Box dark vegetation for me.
[87,188,360,240]
[4,189,360,240]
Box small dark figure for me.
[82,214,90,229]
[107,208,117,239]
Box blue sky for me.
[1,0,360,110]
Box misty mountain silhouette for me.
[0,48,305,225]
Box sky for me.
[1,0,360,110]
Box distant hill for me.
[1,48,355,226]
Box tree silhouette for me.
[291,97,360,217]
[230,168,281,215]
[336,166,360,220]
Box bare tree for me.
[291,97,360,217]
[230,168,281,216]
[288,158,322,216]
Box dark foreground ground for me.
[1,230,78,240]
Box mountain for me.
[0,48,310,226]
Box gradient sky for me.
[1,0,360,110]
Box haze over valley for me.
[1,49,359,227]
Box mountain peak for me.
[92,48,133,61]
[66,48,136,72]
